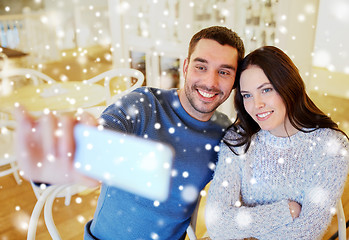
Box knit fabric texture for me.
[206,128,349,240]
[84,87,232,240]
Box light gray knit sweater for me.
[206,128,349,240]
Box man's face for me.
[179,39,238,121]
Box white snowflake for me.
[235,210,252,228]
[308,186,328,206]
[181,185,198,203]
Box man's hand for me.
[288,201,302,219]
[14,106,99,187]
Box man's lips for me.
[197,89,218,99]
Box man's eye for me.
[196,66,206,71]
[219,70,229,75]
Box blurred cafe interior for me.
[0,0,348,239]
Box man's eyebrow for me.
[221,64,236,71]
[193,57,207,63]
[193,57,236,71]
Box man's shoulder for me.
[129,87,176,102]
[211,110,232,129]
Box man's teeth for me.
[257,112,271,118]
[198,90,215,98]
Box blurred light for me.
[344,66,349,74]
[279,26,287,34]
[331,0,349,23]
[221,9,230,16]
[313,50,331,67]
[328,64,335,71]
[298,14,305,22]
[40,16,48,24]
[305,3,316,14]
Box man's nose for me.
[203,70,219,89]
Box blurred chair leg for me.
[44,185,69,240]
[336,198,346,240]
[27,186,57,240]
[9,161,21,184]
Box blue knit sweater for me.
[206,128,349,239]
[84,87,231,239]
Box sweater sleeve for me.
[100,89,151,134]
[205,143,293,240]
[258,133,349,240]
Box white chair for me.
[336,198,346,240]
[30,184,197,240]
[27,184,91,240]
[83,68,144,117]
[0,118,21,184]
[186,195,201,240]
[0,68,56,96]
[30,182,87,206]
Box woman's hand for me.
[288,201,302,219]
[14,106,99,187]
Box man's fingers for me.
[78,111,99,126]
[13,106,38,179]
[57,114,76,168]
[39,112,58,162]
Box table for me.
[0,81,106,114]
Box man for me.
[15,26,244,239]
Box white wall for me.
[310,0,349,98]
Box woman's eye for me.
[242,93,251,99]
[262,88,272,93]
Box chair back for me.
[0,118,21,184]
[83,68,144,117]
[0,68,56,96]
[85,68,144,105]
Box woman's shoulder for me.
[223,125,244,141]
[311,128,348,144]
[221,125,246,154]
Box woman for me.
[205,46,349,239]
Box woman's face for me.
[239,65,295,137]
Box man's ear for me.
[183,58,189,76]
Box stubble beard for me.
[185,84,221,115]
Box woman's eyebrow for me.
[257,82,272,89]
[240,82,271,93]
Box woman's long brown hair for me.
[226,46,348,153]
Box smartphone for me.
[74,124,174,202]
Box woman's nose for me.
[254,95,265,109]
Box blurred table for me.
[0,81,106,114]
